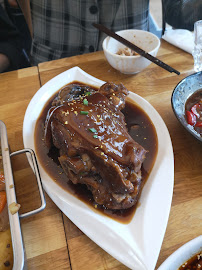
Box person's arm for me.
[0,3,28,72]
[0,54,10,73]
[162,0,202,31]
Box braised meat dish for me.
[44,82,147,210]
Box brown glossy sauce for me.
[178,252,202,270]
[34,82,158,223]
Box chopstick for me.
[93,23,180,75]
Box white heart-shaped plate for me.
[23,67,174,270]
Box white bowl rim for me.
[102,29,161,60]
[158,235,202,270]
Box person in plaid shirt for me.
[12,0,202,65]
[26,0,151,65]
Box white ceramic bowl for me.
[102,29,160,74]
[158,235,202,270]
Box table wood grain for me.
[0,40,201,270]
[0,67,71,270]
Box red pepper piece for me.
[191,103,201,118]
[186,111,196,126]
[0,191,7,213]
[195,121,202,127]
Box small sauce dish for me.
[102,29,160,74]
[158,236,202,270]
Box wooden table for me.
[0,40,201,270]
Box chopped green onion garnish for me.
[80,111,88,115]
[93,135,98,139]
[86,92,92,96]
[83,98,88,106]
[89,128,97,133]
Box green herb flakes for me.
[80,111,89,115]
[83,98,88,106]
[89,128,97,133]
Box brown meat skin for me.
[44,82,147,210]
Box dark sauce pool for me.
[178,252,202,270]
[35,82,158,223]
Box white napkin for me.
[162,29,194,54]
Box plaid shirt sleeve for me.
[30,0,149,65]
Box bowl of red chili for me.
[171,71,202,142]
